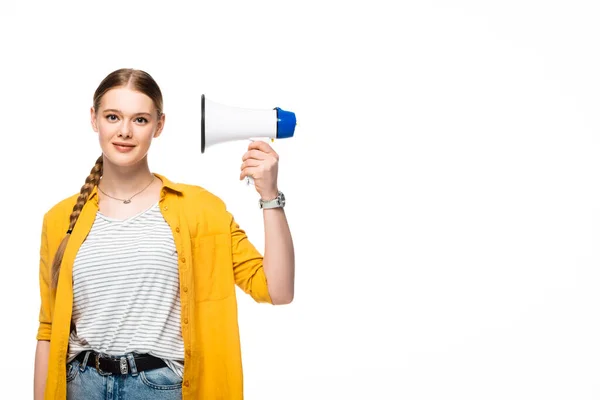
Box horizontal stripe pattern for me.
[67,202,184,376]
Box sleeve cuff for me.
[36,322,52,341]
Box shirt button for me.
[184,380,189,387]
[176,227,180,233]
[163,206,168,211]
[181,257,186,263]
[186,349,191,357]
[183,286,188,292]
[184,318,189,324]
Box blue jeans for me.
[66,352,182,400]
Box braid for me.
[50,155,104,288]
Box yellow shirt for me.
[37,173,273,399]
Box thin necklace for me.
[97,176,155,204]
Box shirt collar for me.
[153,172,184,194]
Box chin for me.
[103,150,145,168]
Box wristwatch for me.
[259,191,285,209]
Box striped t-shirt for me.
[66,202,185,376]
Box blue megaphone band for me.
[275,107,296,139]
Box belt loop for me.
[126,353,139,376]
[79,351,91,372]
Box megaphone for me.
[201,94,296,153]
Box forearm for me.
[34,340,50,399]
[262,207,295,304]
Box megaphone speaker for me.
[201,94,296,153]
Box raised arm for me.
[239,140,295,304]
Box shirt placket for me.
[159,189,191,391]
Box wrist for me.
[258,190,285,209]
[260,190,279,201]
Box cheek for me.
[97,121,116,137]
[137,127,156,142]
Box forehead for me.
[99,87,154,113]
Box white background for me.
[1,1,599,399]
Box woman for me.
[33,68,295,400]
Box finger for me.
[241,159,261,170]
[242,149,269,161]
[248,140,277,156]
[240,166,260,180]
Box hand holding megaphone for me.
[241,139,269,187]
[239,140,280,200]
[201,94,296,188]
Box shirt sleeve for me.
[36,214,53,341]
[229,213,273,304]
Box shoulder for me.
[165,179,234,232]
[155,172,228,214]
[174,182,227,212]
[44,192,80,222]
[39,192,81,237]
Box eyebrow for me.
[103,109,153,117]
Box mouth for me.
[113,143,136,152]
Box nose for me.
[118,121,132,138]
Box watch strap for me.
[259,191,285,209]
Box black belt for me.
[75,351,166,375]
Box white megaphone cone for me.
[200,94,297,185]
[201,94,296,153]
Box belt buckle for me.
[120,356,128,375]
[95,353,112,376]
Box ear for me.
[90,107,98,132]
[153,113,166,138]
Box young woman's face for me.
[91,86,164,167]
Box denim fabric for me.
[66,352,182,400]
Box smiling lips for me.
[113,142,135,153]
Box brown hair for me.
[50,68,164,288]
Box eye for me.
[135,117,148,124]
[106,114,118,122]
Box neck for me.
[99,156,155,198]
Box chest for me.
[73,205,179,284]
